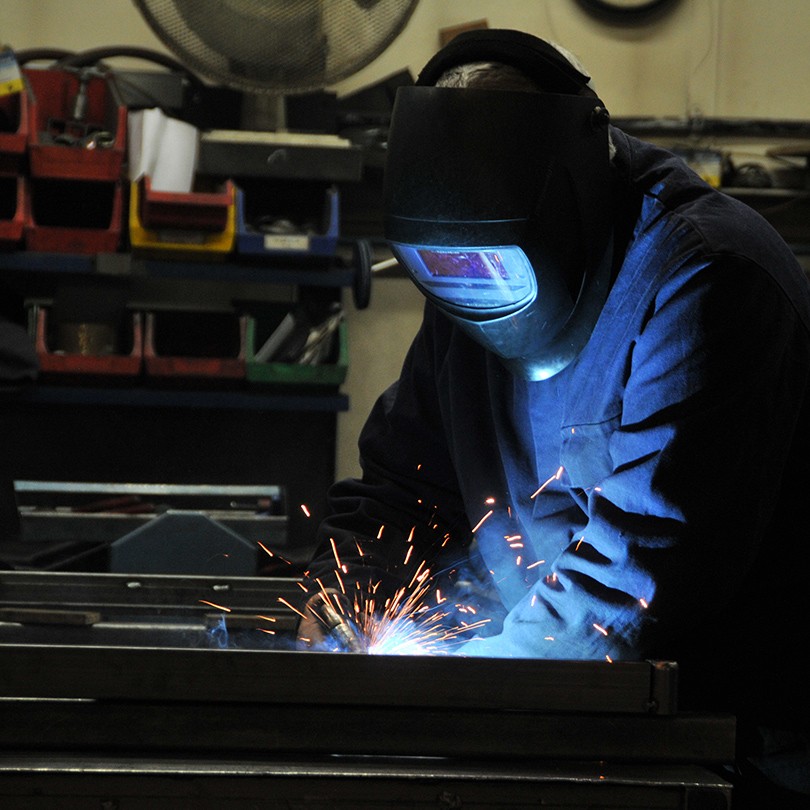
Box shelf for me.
[0,251,356,287]
[2,384,349,412]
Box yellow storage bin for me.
[129,175,236,256]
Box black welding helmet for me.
[384,30,615,380]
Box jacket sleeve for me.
[461,255,810,663]
[305,304,473,604]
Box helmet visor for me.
[391,243,538,315]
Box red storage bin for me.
[0,174,25,246]
[25,66,126,181]
[137,175,233,232]
[0,82,29,175]
[129,176,236,256]
[34,306,143,378]
[25,178,123,254]
[144,310,246,380]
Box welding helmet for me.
[384,30,615,380]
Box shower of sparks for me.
[296,532,492,657]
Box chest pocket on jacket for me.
[560,416,621,491]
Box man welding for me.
[299,29,810,806]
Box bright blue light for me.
[393,243,538,311]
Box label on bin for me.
[264,234,310,252]
[0,46,23,97]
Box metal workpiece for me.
[0,641,679,713]
[0,569,735,807]
[0,570,304,648]
[5,481,289,576]
[0,753,732,809]
[0,689,735,765]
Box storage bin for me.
[235,181,339,258]
[245,308,347,388]
[25,66,127,181]
[129,176,236,255]
[24,178,123,254]
[144,310,246,380]
[0,174,25,246]
[0,81,29,175]
[33,305,142,378]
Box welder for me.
[300,30,810,806]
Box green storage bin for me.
[245,313,348,387]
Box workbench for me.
[0,570,735,808]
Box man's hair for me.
[435,61,543,92]
[435,41,599,97]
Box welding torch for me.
[308,594,366,653]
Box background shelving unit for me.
[0,247,359,559]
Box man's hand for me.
[297,589,364,651]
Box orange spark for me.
[531,465,564,499]
[300,504,311,518]
[471,509,493,533]
[329,537,342,568]
[593,623,609,636]
[527,559,545,569]
[199,599,231,612]
[334,566,347,595]
[257,541,292,564]
[278,597,307,620]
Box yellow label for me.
[0,46,23,97]
[0,77,24,97]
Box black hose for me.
[14,48,74,66]
[55,46,193,77]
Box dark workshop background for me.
[3,0,809,537]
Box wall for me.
[3,0,809,483]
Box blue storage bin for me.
[235,181,339,258]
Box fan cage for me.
[133,0,419,94]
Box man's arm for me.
[462,256,810,662]
[301,308,473,642]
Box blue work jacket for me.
[313,128,810,726]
